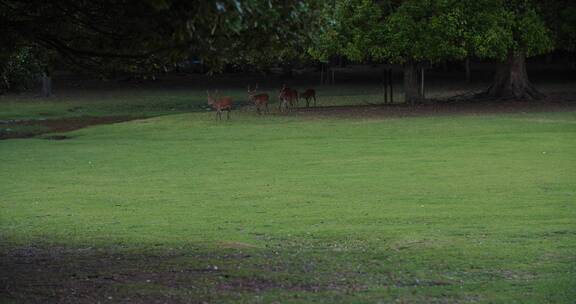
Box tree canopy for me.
[1,0,575,100]
[539,0,576,52]
[0,0,317,74]
[307,0,570,101]
[310,0,558,64]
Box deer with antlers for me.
[300,89,317,107]
[206,90,233,120]
[247,84,270,114]
[278,84,299,112]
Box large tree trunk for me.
[403,62,422,105]
[282,63,294,79]
[465,57,471,83]
[40,70,52,98]
[486,51,543,101]
[1,73,9,94]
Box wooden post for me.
[331,68,335,85]
[388,69,393,104]
[41,70,52,98]
[465,57,471,83]
[420,67,425,99]
[383,68,388,104]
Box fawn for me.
[278,84,299,112]
[300,89,316,107]
[206,90,233,120]
[247,84,270,114]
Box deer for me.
[206,90,233,120]
[247,84,270,114]
[278,84,299,112]
[300,89,317,107]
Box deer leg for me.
[227,109,230,120]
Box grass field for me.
[1,96,575,303]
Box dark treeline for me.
[1,0,575,101]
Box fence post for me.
[389,69,393,103]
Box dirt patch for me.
[0,246,210,303]
[33,116,138,133]
[217,276,323,293]
[295,92,576,119]
[0,246,358,303]
[217,241,259,250]
[1,245,471,303]
[0,116,139,140]
[42,135,72,140]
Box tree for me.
[310,0,470,104]
[377,0,472,103]
[309,0,563,103]
[470,0,553,100]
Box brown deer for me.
[247,84,270,114]
[278,84,299,112]
[206,90,233,120]
[300,89,317,107]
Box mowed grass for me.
[1,110,575,303]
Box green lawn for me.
[1,109,575,303]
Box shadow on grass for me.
[0,242,472,303]
[0,244,380,303]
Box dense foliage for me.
[0,47,45,93]
[1,0,574,99]
[0,0,317,74]
[308,0,568,101]
[310,0,555,64]
[540,0,576,52]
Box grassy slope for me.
[1,111,575,303]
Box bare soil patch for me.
[295,92,576,119]
[42,135,72,140]
[35,116,138,133]
[0,116,139,140]
[0,246,211,303]
[0,246,341,303]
